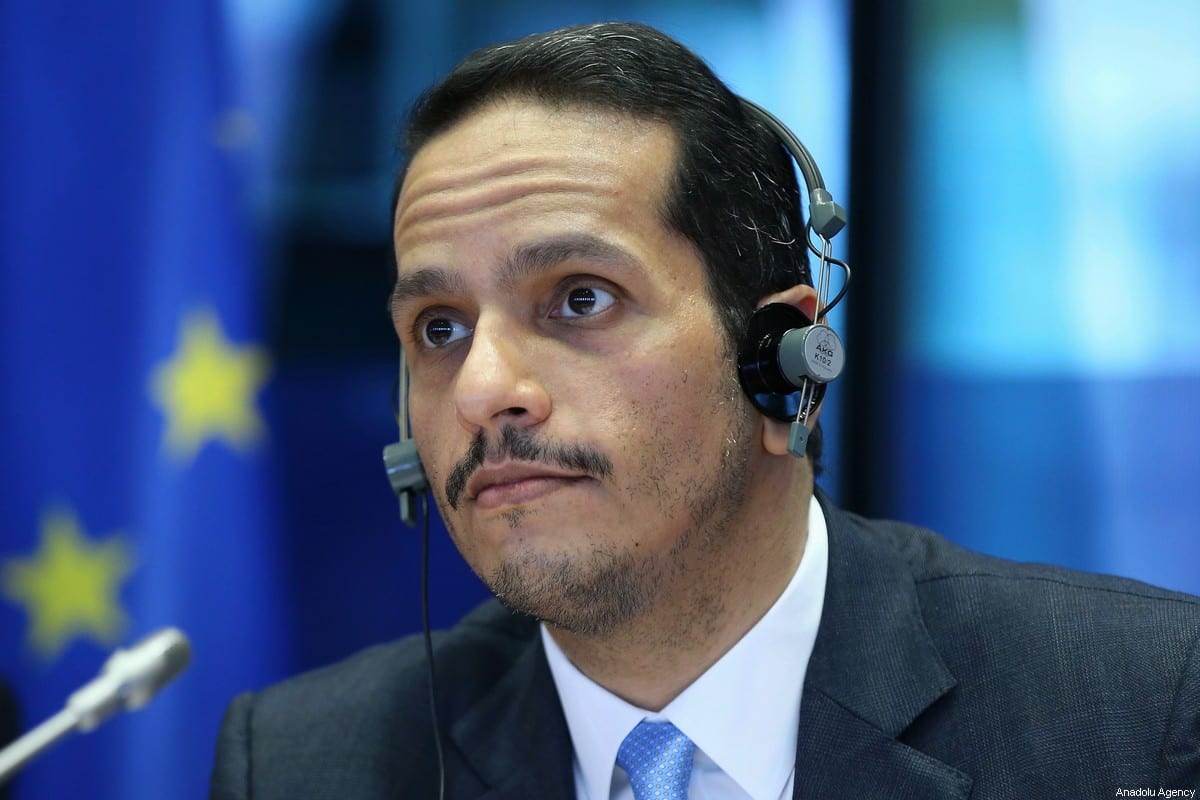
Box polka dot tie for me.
[616,721,696,800]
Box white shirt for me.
[541,494,828,800]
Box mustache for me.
[445,425,613,509]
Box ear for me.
[753,284,825,457]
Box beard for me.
[487,541,651,636]
[454,370,759,639]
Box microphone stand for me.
[0,708,76,784]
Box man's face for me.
[391,99,760,635]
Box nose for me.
[453,320,550,435]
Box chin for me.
[483,540,658,637]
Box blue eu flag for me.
[0,1,290,797]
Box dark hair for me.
[397,21,823,472]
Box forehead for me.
[392,99,679,266]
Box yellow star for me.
[150,309,270,463]
[1,508,135,660]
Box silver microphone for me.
[0,627,192,784]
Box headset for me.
[381,96,849,799]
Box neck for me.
[545,462,813,711]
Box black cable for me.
[822,256,852,315]
[805,224,853,315]
[419,492,446,800]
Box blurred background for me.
[1,0,1197,797]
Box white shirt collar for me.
[541,493,828,800]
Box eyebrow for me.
[496,233,639,291]
[390,267,467,314]
[391,233,641,312]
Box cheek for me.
[603,343,741,496]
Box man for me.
[211,22,1200,799]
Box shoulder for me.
[250,599,535,722]
[879,512,1198,625]
[832,503,1196,603]
[831,508,1200,784]
[210,600,539,799]
[822,502,1200,689]
[840,508,1200,650]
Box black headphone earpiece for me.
[738,302,844,421]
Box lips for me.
[467,463,591,510]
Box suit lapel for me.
[793,495,972,799]
[793,691,971,799]
[449,631,576,800]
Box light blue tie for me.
[616,720,696,800]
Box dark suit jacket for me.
[211,500,1200,798]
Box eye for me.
[554,286,616,318]
[419,316,471,348]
